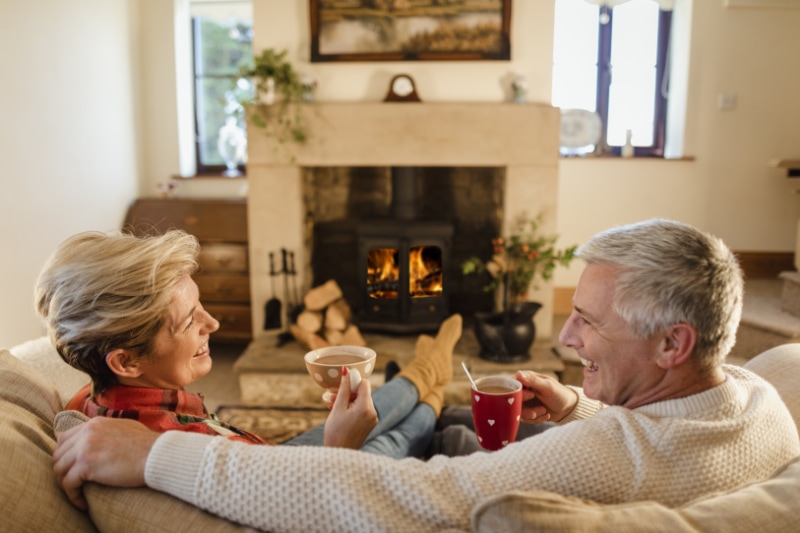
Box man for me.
[54,219,800,532]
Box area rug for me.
[215,405,329,444]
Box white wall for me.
[3,0,799,347]
[0,0,140,347]
[556,0,800,285]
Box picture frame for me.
[310,0,511,62]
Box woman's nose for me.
[202,310,220,333]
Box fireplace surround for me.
[246,102,561,340]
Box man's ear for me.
[656,323,696,369]
[105,349,144,378]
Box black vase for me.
[474,301,542,363]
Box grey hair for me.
[577,219,743,372]
[35,230,200,393]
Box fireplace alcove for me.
[246,102,561,340]
[308,167,502,334]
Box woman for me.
[36,229,461,457]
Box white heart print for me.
[474,395,480,402]
[502,440,509,446]
[488,419,495,426]
[508,398,515,405]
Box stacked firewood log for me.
[289,280,366,350]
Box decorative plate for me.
[560,109,602,150]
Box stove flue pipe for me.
[390,167,418,220]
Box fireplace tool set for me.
[264,248,303,345]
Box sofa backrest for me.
[743,343,800,434]
[0,348,98,532]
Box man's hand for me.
[323,368,378,449]
[517,370,579,424]
[53,417,159,509]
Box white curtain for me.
[582,0,674,10]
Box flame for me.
[409,246,442,297]
[367,248,399,299]
[366,246,443,300]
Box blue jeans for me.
[283,377,435,459]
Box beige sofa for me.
[4,337,800,533]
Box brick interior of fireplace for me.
[303,167,505,324]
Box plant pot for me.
[474,301,542,363]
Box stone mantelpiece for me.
[246,102,561,339]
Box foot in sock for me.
[398,314,462,401]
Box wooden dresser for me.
[123,198,252,343]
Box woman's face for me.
[125,274,220,390]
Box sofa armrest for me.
[473,457,800,533]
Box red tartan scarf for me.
[66,384,271,445]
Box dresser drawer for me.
[196,274,251,303]
[199,244,248,273]
[206,304,252,341]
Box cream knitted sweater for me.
[145,365,799,533]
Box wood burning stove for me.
[356,168,454,333]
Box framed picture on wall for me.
[310,0,511,62]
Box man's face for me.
[558,263,664,408]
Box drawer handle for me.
[215,256,234,267]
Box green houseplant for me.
[238,48,307,145]
[462,214,577,362]
[462,214,577,309]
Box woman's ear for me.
[656,323,696,370]
[105,349,144,379]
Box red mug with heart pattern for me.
[470,376,523,451]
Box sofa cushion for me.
[472,457,800,533]
[0,348,97,532]
[55,409,259,532]
[10,336,89,405]
[743,343,800,431]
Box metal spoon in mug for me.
[461,361,478,390]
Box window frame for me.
[590,4,672,157]
[190,12,252,176]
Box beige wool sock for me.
[421,387,445,418]
[398,313,462,401]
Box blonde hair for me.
[35,230,200,392]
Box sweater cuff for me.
[144,431,214,502]
[558,386,605,424]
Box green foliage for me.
[462,214,577,306]
[238,49,307,144]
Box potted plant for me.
[237,48,307,146]
[462,214,577,362]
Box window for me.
[191,1,253,175]
[552,0,672,157]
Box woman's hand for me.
[517,370,579,424]
[323,368,378,449]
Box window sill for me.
[559,155,695,162]
[171,173,247,180]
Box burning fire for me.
[367,246,443,299]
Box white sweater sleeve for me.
[142,369,799,533]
